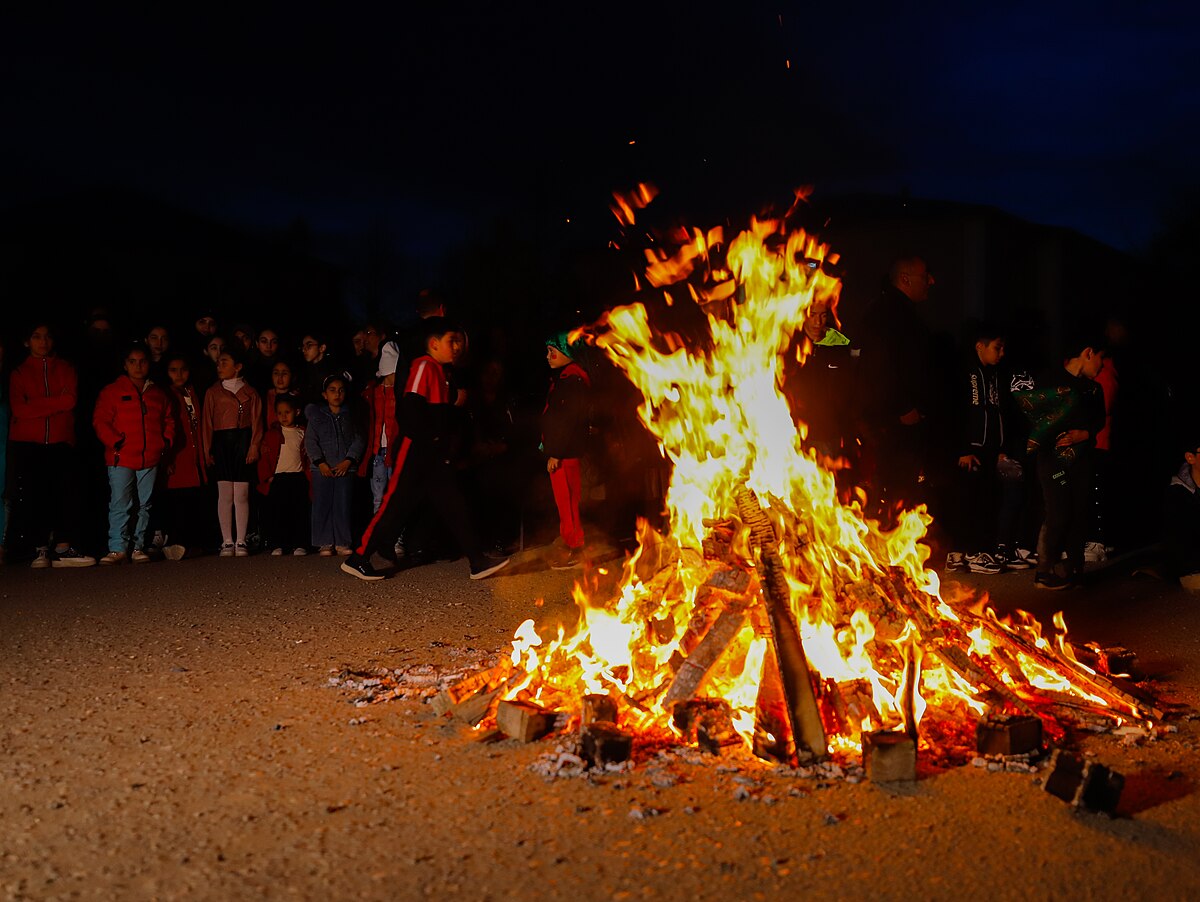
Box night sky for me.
[5,2,1198,256]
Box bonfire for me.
[444,199,1161,773]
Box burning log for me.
[862,731,917,783]
[581,694,619,726]
[735,484,827,763]
[663,599,750,707]
[430,659,513,725]
[496,700,557,743]
[581,721,634,767]
[1043,750,1124,815]
[672,698,739,753]
[976,714,1043,756]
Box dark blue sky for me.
[5,1,1197,255]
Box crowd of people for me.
[1,257,1196,591]
[0,290,607,580]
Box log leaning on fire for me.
[734,484,828,762]
[662,600,750,708]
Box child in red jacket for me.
[160,354,211,559]
[258,395,311,555]
[7,321,95,567]
[93,344,176,564]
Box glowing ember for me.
[494,210,1158,763]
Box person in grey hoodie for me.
[304,375,364,555]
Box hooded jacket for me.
[93,375,176,469]
[9,354,78,445]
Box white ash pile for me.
[327,645,504,707]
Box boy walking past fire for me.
[340,318,509,581]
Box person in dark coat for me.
[541,332,591,569]
[852,256,936,524]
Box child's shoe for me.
[218,544,236,558]
[163,544,187,561]
[965,552,1003,575]
[270,547,284,556]
[550,548,583,570]
[335,546,353,556]
[99,551,128,566]
[341,553,385,581]
[943,551,965,572]
[234,543,250,557]
[130,549,152,564]
[30,548,51,569]
[292,547,308,556]
[470,557,510,580]
[318,546,334,557]
[51,547,96,568]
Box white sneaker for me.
[944,551,965,572]
[318,546,334,557]
[130,549,152,564]
[335,545,353,556]
[99,551,128,566]
[30,548,51,569]
[234,543,250,557]
[218,544,236,558]
[1083,541,1107,563]
[292,547,308,556]
[270,547,284,556]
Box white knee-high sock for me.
[217,481,234,545]
[233,482,250,544]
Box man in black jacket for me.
[853,256,935,524]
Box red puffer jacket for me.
[9,354,78,445]
[93,376,176,469]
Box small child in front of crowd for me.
[161,354,210,559]
[201,348,263,557]
[541,331,591,570]
[304,375,364,556]
[258,394,311,555]
[266,359,301,428]
[362,342,401,514]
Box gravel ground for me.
[2,547,1199,901]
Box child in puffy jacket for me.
[8,321,95,567]
[304,375,364,555]
[92,344,176,564]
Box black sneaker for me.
[1034,572,1073,591]
[997,545,1033,571]
[341,554,385,581]
[470,557,510,580]
[51,547,97,568]
[965,552,1003,575]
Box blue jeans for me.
[107,465,157,553]
[370,453,393,513]
[311,470,354,547]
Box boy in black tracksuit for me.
[1030,341,1106,589]
[947,327,1011,573]
[340,318,509,581]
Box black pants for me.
[1037,451,1092,577]
[5,441,81,557]
[265,472,311,551]
[358,454,482,570]
[952,447,999,555]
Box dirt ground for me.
[3,545,1200,902]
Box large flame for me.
[499,215,1151,757]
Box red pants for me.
[550,458,584,550]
